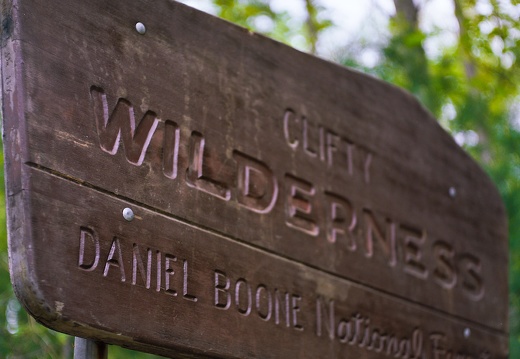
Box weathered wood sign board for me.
[0,0,508,357]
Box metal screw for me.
[464,328,470,338]
[449,187,457,198]
[123,207,135,222]
[135,22,146,35]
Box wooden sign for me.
[1,0,508,357]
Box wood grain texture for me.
[0,0,508,357]
[15,167,511,358]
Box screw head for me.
[464,327,470,338]
[135,22,146,35]
[449,187,457,198]
[123,207,135,222]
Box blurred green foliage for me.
[345,0,520,355]
[1,0,519,357]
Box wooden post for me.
[74,337,108,359]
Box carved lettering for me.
[103,237,126,282]
[429,333,478,359]
[325,131,339,167]
[78,227,100,271]
[401,225,428,280]
[316,296,335,339]
[76,224,493,357]
[235,278,252,316]
[88,88,487,302]
[385,336,398,356]
[186,131,231,200]
[256,285,273,321]
[459,254,484,301]
[412,329,424,359]
[132,244,152,289]
[319,126,326,162]
[78,228,202,298]
[274,289,290,327]
[233,151,278,214]
[344,141,354,176]
[285,174,319,236]
[282,109,374,183]
[316,297,424,358]
[164,254,178,296]
[325,192,357,249]
[283,109,299,149]
[363,210,397,267]
[363,152,372,184]
[163,120,180,179]
[213,271,302,331]
[214,270,231,309]
[156,250,162,292]
[183,260,198,302]
[430,334,446,359]
[291,295,304,331]
[433,241,457,289]
[359,318,371,347]
[337,319,353,344]
[351,313,364,345]
[303,117,319,158]
[90,86,159,165]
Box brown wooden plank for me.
[0,0,508,353]
[14,167,508,358]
